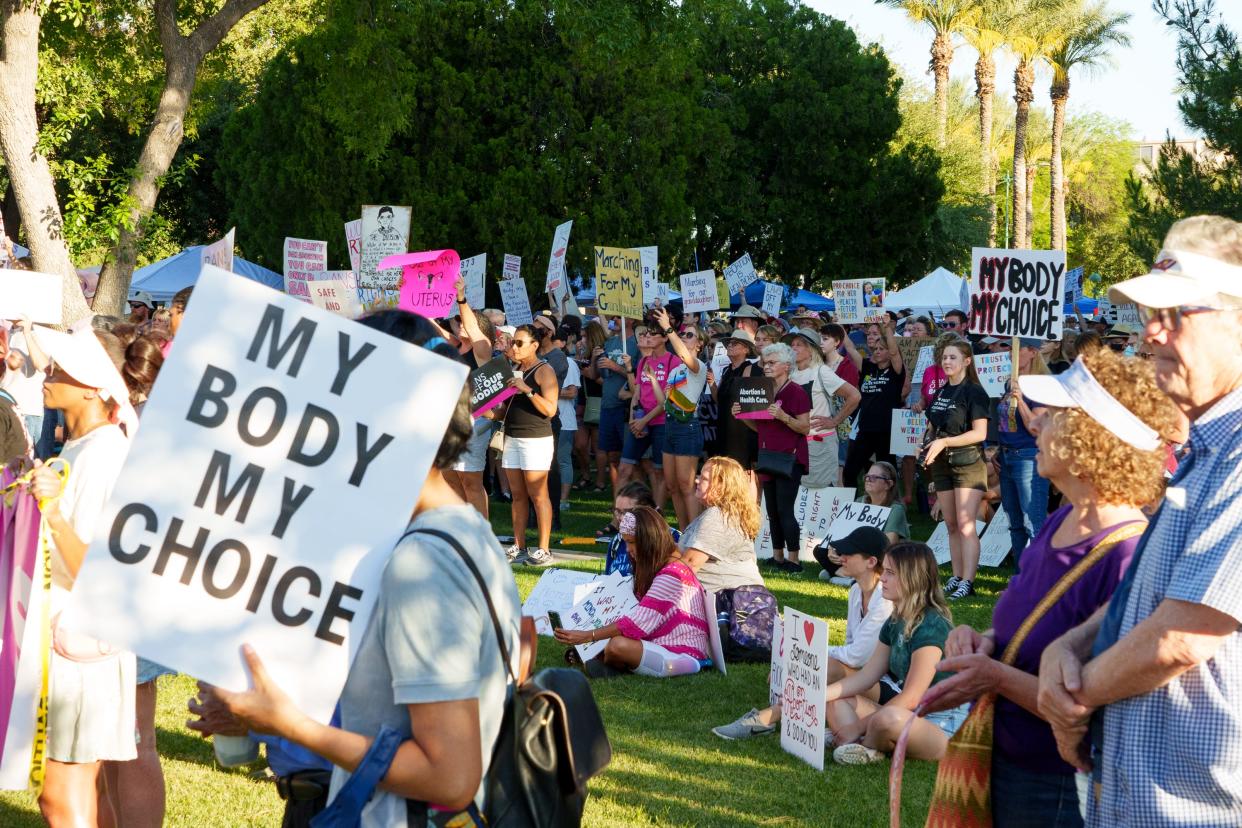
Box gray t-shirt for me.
[600,334,639,408]
[330,504,521,822]
[679,506,763,592]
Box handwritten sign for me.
[794,486,858,559]
[975,351,1011,398]
[502,254,522,281]
[980,509,1012,568]
[521,568,599,636]
[306,272,361,318]
[761,283,783,317]
[635,246,658,304]
[359,205,411,290]
[927,520,986,565]
[594,246,642,320]
[680,269,718,314]
[461,253,486,309]
[891,409,928,457]
[735,376,775,419]
[468,356,518,417]
[201,227,235,273]
[825,501,891,543]
[545,222,572,293]
[1115,303,1141,327]
[282,238,329,303]
[0,269,62,324]
[565,572,638,661]
[755,495,774,559]
[896,337,936,383]
[781,608,828,770]
[344,219,362,275]
[716,277,731,311]
[724,253,759,295]
[499,275,533,326]
[1064,266,1083,305]
[381,249,461,318]
[969,247,1066,341]
[912,345,936,386]
[831,280,863,324]
[769,612,785,707]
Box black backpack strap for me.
[401,527,518,686]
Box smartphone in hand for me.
[547,611,564,630]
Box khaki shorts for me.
[930,452,988,492]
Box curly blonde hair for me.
[700,456,761,539]
[1042,349,1179,506]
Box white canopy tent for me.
[886,267,970,318]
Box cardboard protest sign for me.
[461,253,486,309]
[825,501,891,543]
[522,568,600,636]
[634,246,658,304]
[468,356,518,417]
[891,409,928,457]
[912,345,936,386]
[594,246,642,320]
[969,247,1066,341]
[679,269,718,314]
[979,509,1012,568]
[781,608,828,770]
[380,249,461,318]
[761,283,783,317]
[896,337,936,383]
[716,277,731,310]
[735,376,775,419]
[724,253,758,295]
[344,220,362,275]
[565,572,638,660]
[499,276,533,325]
[502,254,522,282]
[768,612,785,707]
[306,272,362,318]
[59,265,469,723]
[545,221,573,294]
[359,205,411,290]
[927,520,985,566]
[282,238,329,303]
[201,227,235,272]
[975,351,1011,398]
[0,269,62,324]
[793,486,858,559]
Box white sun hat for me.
[1108,248,1242,309]
[38,326,139,435]
[1019,356,1160,451]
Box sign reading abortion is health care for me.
[60,266,468,723]
[969,247,1066,341]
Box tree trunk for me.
[975,53,997,246]
[0,1,92,325]
[93,0,271,316]
[931,31,954,149]
[1049,78,1069,251]
[1025,164,1036,248]
[1011,59,1034,250]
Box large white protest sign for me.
[980,509,1012,568]
[461,253,486,309]
[60,266,468,723]
[503,254,522,282]
[359,205,411,290]
[927,520,986,565]
[768,612,785,707]
[724,253,759,295]
[282,238,329,303]
[761,282,783,317]
[499,276,533,326]
[522,568,600,636]
[825,501,891,544]
[781,608,828,770]
[344,219,362,275]
[891,409,928,457]
[634,246,658,304]
[564,572,638,661]
[0,269,62,324]
[305,271,362,318]
[545,221,572,294]
[975,351,1011,398]
[680,270,719,314]
[755,494,773,559]
[793,486,857,559]
[201,227,236,272]
[969,247,1066,341]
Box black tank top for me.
[504,360,553,438]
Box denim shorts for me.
[622,422,665,469]
[136,656,175,684]
[925,701,972,738]
[598,406,628,453]
[662,419,703,458]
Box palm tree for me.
[1046,2,1130,250]
[1007,0,1068,249]
[878,0,980,147]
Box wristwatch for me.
[663,327,675,336]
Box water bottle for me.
[213,734,260,767]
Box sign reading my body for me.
[105,304,394,647]
[971,255,1065,339]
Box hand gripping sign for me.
[59,266,468,723]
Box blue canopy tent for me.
[740,280,834,312]
[130,246,284,303]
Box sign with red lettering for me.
[59,266,469,723]
[781,607,827,770]
[969,247,1066,341]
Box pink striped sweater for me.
[615,561,711,659]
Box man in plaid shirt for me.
[1038,216,1242,826]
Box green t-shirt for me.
[852,496,910,540]
[878,611,953,688]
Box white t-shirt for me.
[557,358,581,432]
[1,332,46,416]
[49,424,131,611]
[791,364,846,434]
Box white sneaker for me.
[712,709,777,740]
[829,576,855,587]
[559,501,571,512]
[505,545,528,564]
[833,742,885,765]
[524,547,555,567]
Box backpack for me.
[714,585,778,663]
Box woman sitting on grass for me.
[555,507,711,678]
[826,541,968,765]
[712,526,893,740]
[677,456,764,593]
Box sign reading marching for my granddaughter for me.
[59,266,468,723]
[969,247,1066,341]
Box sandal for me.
[595,521,618,539]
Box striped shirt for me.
[615,561,710,659]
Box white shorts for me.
[452,418,494,473]
[48,650,137,762]
[502,435,555,471]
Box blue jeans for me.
[991,751,1082,828]
[23,414,43,450]
[999,445,1049,571]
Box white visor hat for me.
[1018,356,1161,451]
[1109,247,1242,308]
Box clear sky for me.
[803,0,1239,142]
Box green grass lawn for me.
[1,487,1009,827]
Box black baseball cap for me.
[832,526,889,558]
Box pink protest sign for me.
[378,249,461,319]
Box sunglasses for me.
[1137,305,1220,331]
[941,320,959,329]
[679,330,697,339]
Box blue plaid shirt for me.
[1088,385,1242,827]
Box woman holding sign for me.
[921,340,991,600]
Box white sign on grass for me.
[769,612,785,707]
[761,282,783,317]
[499,276,533,326]
[975,351,1011,398]
[635,246,658,304]
[546,221,573,294]
[282,238,329,304]
[60,265,468,723]
[980,509,1013,568]
[969,247,1066,341]
[564,572,638,661]
[359,205,412,290]
[0,269,62,324]
[891,409,928,457]
[927,520,986,566]
[781,608,828,770]
[723,253,759,295]
[461,253,486,309]
[680,270,719,314]
[522,568,600,636]
[755,494,773,559]
[793,486,857,559]
[201,227,235,273]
